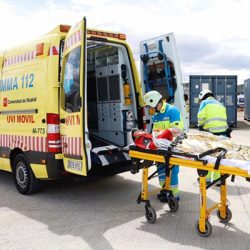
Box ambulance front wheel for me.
[217,207,232,223]
[13,154,41,195]
[195,220,212,237]
[145,205,157,224]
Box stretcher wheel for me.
[168,197,179,212]
[217,207,232,223]
[195,220,212,237]
[145,205,157,224]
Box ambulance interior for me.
[86,41,138,165]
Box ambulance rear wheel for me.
[13,154,41,195]
[145,205,156,224]
[195,220,212,237]
[217,207,232,223]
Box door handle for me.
[60,118,65,123]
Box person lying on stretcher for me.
[131,129,250,183]
[131,128,181,150]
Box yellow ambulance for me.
[0,17,187,194]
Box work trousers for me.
[157,164,179,198]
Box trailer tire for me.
[195,220,212,237]
[217,207,232,223]
[145,205,157,224]
[168,197,179,212]
[13,154,41,195]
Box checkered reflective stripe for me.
[64,30,82,51]
[61,136,82,156]
[0,134,47,152]
[3,51,36,67]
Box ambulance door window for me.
[59,39,65,81]
[61,46,81,113]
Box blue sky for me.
[1,0,250,84]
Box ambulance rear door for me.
[140,33,188,132]
[60,17,91,176]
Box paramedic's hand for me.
[169,128,181,137]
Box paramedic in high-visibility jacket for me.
[197,89,229,184]
[143,90,184,200]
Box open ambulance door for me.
[140,33,188,132]
[60,17,91,176]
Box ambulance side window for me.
[61,46,81,113]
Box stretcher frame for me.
[129,145,250,237]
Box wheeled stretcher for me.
[128,145,250,237]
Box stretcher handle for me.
[214,148,227,170]
[198,147,227,159]
[198,147,227,170]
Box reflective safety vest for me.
[152,101,184,131]
[197,97,228,133]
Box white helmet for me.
[199,89,212,100]
[143,91,162,108]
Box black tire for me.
[145,205,157,224]
[13,154,41,195]
[168,197,179,213]
[217,207,232,223]
[195,220,212,237]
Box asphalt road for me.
[0,113,249,250]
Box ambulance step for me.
[91,145,130,167]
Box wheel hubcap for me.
[16,163,28,188]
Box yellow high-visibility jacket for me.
[153,101,184,131]
[197,97,228,133]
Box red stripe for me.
[67,137,70,155]
[29,136,32,150]
[65,137,67,154]
[70,137,72,155]
[77,30,80,41]
[41,137,43,151]
[72,137,75,155]
[68,137,72,155]
[45,136,48,152]
[32,136,34,151]
[63,136,66,154]
[75,137,77,155]
[78,137,81,156]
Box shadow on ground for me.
[0,169,249,249]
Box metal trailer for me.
[244,79,250,121]
[189,75,237,128]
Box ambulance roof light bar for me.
[60,25,71,33]
[87,30,126,40]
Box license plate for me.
[67,160,82,172]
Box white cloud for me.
[0,0,250,84]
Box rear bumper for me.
[25,151,64,179]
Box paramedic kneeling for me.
[197,89,231,184]
[143,90,184,200]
